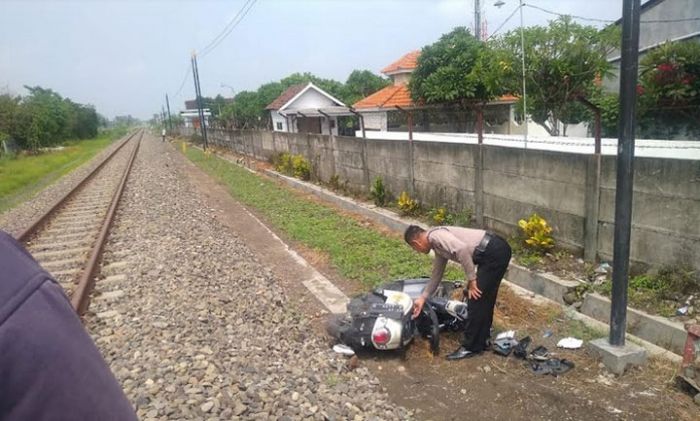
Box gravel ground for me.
[0,133,131,237]
[85,135,411,420]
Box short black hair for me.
[404,225,425,244]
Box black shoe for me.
[446,346,481,361]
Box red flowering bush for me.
[637,41,700,137]
[640,42,700,106]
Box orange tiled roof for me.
[354,85,517,109]
[495,94,518,103]
[381,50,421,74]
[353,85,415,109]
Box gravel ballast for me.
[0,134,131,237]
[85,136,411,420]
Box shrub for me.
[291,154,311,180]
[329,174,341,190]
[655,264,697,296]
[453,208,473,227]
[269,151,285,166]
[429,207,448,225]
[397,191,420,216]
[370,176,386,206]
[517,213,555,253]
[274,152,293,175]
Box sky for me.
[0,0,626,120]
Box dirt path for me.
[175,145,698,421]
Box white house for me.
[266,82,350,136]
[181,100,211,129]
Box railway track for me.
[16,129,142,315]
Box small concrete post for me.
[474,144,484,226]
[408,137,416,197]
[360,138,370,191]
[584,154,602,262]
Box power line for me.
[200,0,258,58]
[199,0,253,56]
[168,0,257,110]
[524,3,700,24]
[487,3,522,40]
[173,65,192,99]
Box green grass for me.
[559,318,606,342]
[183,145,462,288]
[0,130,123,213]
[593,265,697,318]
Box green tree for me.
[222,91,261,129]
[343,70,390,105]
[409,27,511,120]
[279,72,346,102]
[16,86,71,149]
[0,94,20,142]
[495,17,619,136]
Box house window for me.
[276,122,283,130]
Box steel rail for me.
[71,130,142,315]
[16,130,139,243]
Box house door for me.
[297,117,322,134]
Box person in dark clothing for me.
[0,230,137,420]
[404,225,512,360]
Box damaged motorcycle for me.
[326,278,468,354]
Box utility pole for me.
[519,0,528,148]
[474,0,482,40]
[191,52,208,150]
[610,0,641,347]
[165,93,173,133]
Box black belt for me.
[473,232,494,261]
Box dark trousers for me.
[461,234,512,351]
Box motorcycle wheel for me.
[416,305,440,354]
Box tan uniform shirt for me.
[422,226,486,298]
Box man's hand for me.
[467,279,482,300]
[412,296,426,319]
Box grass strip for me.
[0,130,124,212]
[183,145,461,288]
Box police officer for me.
[404,225,512,360]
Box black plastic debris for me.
[530,358,575,376]
[530,345,551,361]
[513,336,531,359]
[493,337,519,357]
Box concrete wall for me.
[479,146,590,250]
[597,155,700,269]
[198,128,700,273]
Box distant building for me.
[352,51,523,135]
[266,82,350,135]
[181,100,211,129]
[604,0,700,91]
